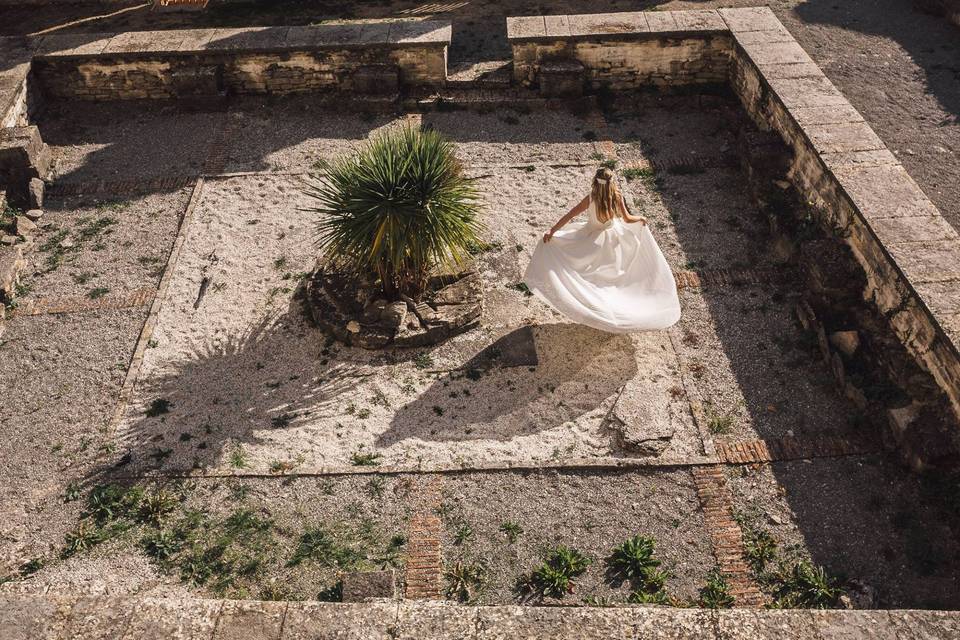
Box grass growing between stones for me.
[6,481,408,600]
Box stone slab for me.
[820,149,897,170]
[475,606,633,640]
[121,597,222,640]
[34,33,113,57]
[889,610,960,640]
[739,38,813,66]
[790,103,866,128]
[734,24,796,45]
[870,214,959,247]
[395,603,477,640]
[505,16,547,40]
[803,121,886,155]
[61,596,134,640]
[915,281,960,318]
[0,594,76,640]
[281,602,399,640]
[834,164,941,220]
[673,10,727,33]
[645,10,680,33]
[567,12,649,37]
[202,27,290,52]
[719,6,783,33]
[886,240,960,285]
[388,21,452,45]
[810,610,897,640]
[765,75,848,110]
[544,15,572,38]
[103,30,190,54]
[756,61,825,80]
[716,609,820,639]
[213,601,287,640]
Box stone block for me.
[544,15,572,38]
[27,177,43,209]
[388,21,451,45]
[834,164,940,220]
[342,570,396,602]
[506,16,547,40]
[803,121,885,155]
[171,65,222,97]
[886,240,960,284]
[567,12,649,37]
[870,214,958,248]
[829,330,860,357]
[716,609,819,639]
[359,23,392,45]
[121,597,222,640]
[719,6,783,33]
[395,602,475,640]
[673,10,727,32]
[35,33,113,58]
[645,11,679,33]
[281,602,399,640]
[889,611,960,640]
[61,597,134,640]
[538,59,584,98]
[353,64,400,94]
[214,601,286,640]
[820,149,896,170]
[476,606,634,640]
[607,377,675,457]
[0,243,24,300]
[810,610,897,640]
[765,75,847,111]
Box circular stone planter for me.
[305,262,483,349]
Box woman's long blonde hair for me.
[591,167,622,223]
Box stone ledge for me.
[33,21,451,60]
[2,595,960,639]
[506,9,727,43]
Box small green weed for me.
[499,521,523,544]
[699,569,734,608]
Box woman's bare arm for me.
[618,194,647,225]
[543,195,590,242]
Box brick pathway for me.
[691,465,766,608]
[46,175,194,198]
[404,475,444,600]
[11,286,154,317]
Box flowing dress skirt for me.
[523,214,681,333]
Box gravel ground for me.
[222,97,401,173]
[673,285,860,443]
[437,469,713,605]
[726,457,960,609]
[3,475,414,600]
[18,189,190,301]
[422,108,603,167]
[37,101,220,185]
[0,308,147,574]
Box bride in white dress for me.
[523,167,681,333]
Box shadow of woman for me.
[378,323,638,446]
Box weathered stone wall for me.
[28,22,450,100]
[507,12,732,91]
[724,7,960,462]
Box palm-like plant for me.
[304,126,482,301]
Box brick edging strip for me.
[716,435,879,464]
[691,465,766,607]
[404,475,444,600]
[11,287,154,317]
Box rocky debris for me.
[28,178,43,210]
[829,330,860,357]
[840,579,878,609]
[24,209,42,222]
[885,401,960,471]
[381,300,407,329]
[305,264,483,349]
[341,569,396,602]
[0,244,25,305]
[607,380,675,457]
[14,215,37,237]
[0,235,15,246]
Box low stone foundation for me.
[29,22,450,100]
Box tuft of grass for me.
[607,535,669,598]
[622,166,656,186]
[229,446,248,469]
[705,404,736,435]
[445,560,486,602]
[63,521,105,557]
[769,559,843,609]
[523,546,592,599]
[350,449,382,466]
[413,352,434,370]
[138,488,179,527]
[87,286,110,300]
[453,522,473,545]
[699,568,735,608]
[288,526,362,568]
[499,521,523,544]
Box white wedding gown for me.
[523,198,681,333]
